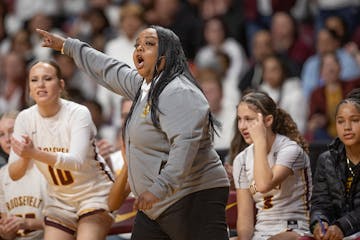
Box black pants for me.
[131,187,229,240]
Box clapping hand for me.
[0,215,25,240]
[11,135,35,159]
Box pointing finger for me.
[36,29,52,46]
[36,28,50,37]
[36,28,65,51]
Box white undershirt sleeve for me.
[54,108,94,171]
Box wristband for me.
[61,41,65,54]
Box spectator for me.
[239,29,273,93]
[197,67,236,158]
[9,29,34,64]
[100,2,145,127]
[195,16,248,109]
[0,52,28,114]
[324,15,350,46]
[198,0,245,46]
[13,0,59,24]
[243,0,300,55]
[344,41,360,68]
[105,2,145,66]
[145,0,202,60]
[270,11,313,71]
[259,55,307,134]
[301,28,360,99]
[68,7,114,46]
[53,52,97,100]
[306,52,360,143]
[27,13,56,60]
[313,0,359,36]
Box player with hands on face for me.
[232,90,312,240]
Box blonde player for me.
[8,61,114,240]
[232,90,312,240]
[0,111,47,240]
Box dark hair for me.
[235,90,309,153]
[262,54,289,83]
[336,88,360,115]
[325,15,349,46]
[272,11,298,40]
[88,7,111,33]
[124,26,218,138]
[228,119,244,164]
[0,1,7,40]
[323,27,342,43]
[346,88,360,99]
[203,16,230,42]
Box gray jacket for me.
[64,38,230,219]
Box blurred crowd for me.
[1,0,360,164]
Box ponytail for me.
[273,108,309,154]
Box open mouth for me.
[37,90,48,96]
[242,131,250,139]
[136,55,144,69]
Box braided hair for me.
[336,88,360,115]
[124,25,218,140]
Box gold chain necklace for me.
[347,158,355,177]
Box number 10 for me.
[48,166,74,185]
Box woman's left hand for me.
[11,135,35,159]
[133,191,160,211]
